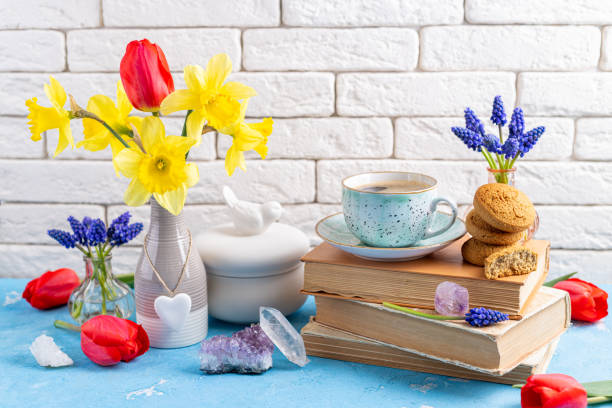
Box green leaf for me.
[583,380,612,397]
[543,272,577,287]
[116,273,134,289]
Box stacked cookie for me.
[461,183,538,279]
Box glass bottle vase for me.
[486,167,539,240]
[68,255,135,324]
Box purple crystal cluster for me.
[434,281,469,316]
[199,324,274,374]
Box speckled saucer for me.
[316,212,466,262]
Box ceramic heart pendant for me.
[154,293,192,331]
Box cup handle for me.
[422,197,458,240]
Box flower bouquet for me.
[451,96,545,184]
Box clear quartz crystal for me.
[29,335,73,367]
[434,281,469,316]
[259,306,309,367]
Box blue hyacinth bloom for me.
[483,133,502,154]
[508,107,525,139]
[48,229,77,249]
[464,108,486,137]
[501,137,519,159]
[465,307,509,327]
[490,95,507,126]
[451,127,483,152]
[86,219,107,246]
[109,222,144,246]
[67,216,88,246]
[519,126,545,157]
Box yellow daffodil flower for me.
[114,116,199,215]
[160,53,256,142]
[78,82,142,173]
[221,101,273,176]
[25,77,73,157]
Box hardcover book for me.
[302,320,560,385]
[302,238,550,315]
[314,286,569,375]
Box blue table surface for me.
[1,279,611,408]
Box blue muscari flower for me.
[519,126,545,157]
[508,107,524,139]
[48,229,76,249]
[464,307,509,327]
[86,219,107,246]
[490,95,507,126]
[464,108,486,137]
[109,221,143,246]
[451,127,483,152]
[501,137,519,159]
[483,133,502,154]
[67,216,87,246]
[107,212,131,241]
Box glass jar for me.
[68,255,135,324]
[486,167,539,240]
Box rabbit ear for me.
[222,186,238,208]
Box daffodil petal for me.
[184,64,206,92]
[26,98,62,141]
[124,178,152,207]
[186,109,206,143]
[205,53,232,91]
[220,81,257,100]
[140,116,165,153]
[116,81,133,118]
[203,96,241,130]
[185,163,199,188]
[154,184,186,216]
[114,148,143,178]
[53,120,73,157]
[165,135,197,155]
[225,143,246,176]
[248,117,274,137]
[160,89,200,115]
[234,123,264,151]
[44,76,67,109]
[254,142,268,159]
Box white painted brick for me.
[0,30,65,71]
[0,73,118,116]
[0,0,100,29]
[232,73,334,117]
[575,118,612,160]
[337,73,516,116]
[466,0,612,24]
[244,28,418,71]
[50,118,216,161]
[519,73,612,116]
[103,0,279,27]
[218,118,393,159]
[600,27,612,71]
[317,160,612,205]
[191,160,315,204]
[283,0,463,26]
[0,117,45,158]
[0,204,104,244]
[317,160,484,204]
[0,245,141,278]
[549,250,612,283]
[421,26,600,71]
[536,206,612,250]
[282,203,342,245]
[68,29,241,72]
[0,160,127,204]
[395,117,573,161]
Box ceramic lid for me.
[196,222,310,278]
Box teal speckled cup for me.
[342,172,457,248]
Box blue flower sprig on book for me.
[48,212,143,259]
[451,96,545,183]
[383,302,509,327]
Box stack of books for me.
[300,237,570,383]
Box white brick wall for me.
[0,0,610,283]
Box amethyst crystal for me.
[434,281,469,316]
[199,324,274,374]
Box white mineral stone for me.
[30,334,73,367]
[259,306,309,367]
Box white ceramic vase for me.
[134,199,208,348]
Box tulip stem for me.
[587,396,612,405]
[54,320,81,332]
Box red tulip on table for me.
[119,39,174,112]
[521,374,587,408]
[22,268,80,309]
[553,278,608,322]
[80,315,149,366]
